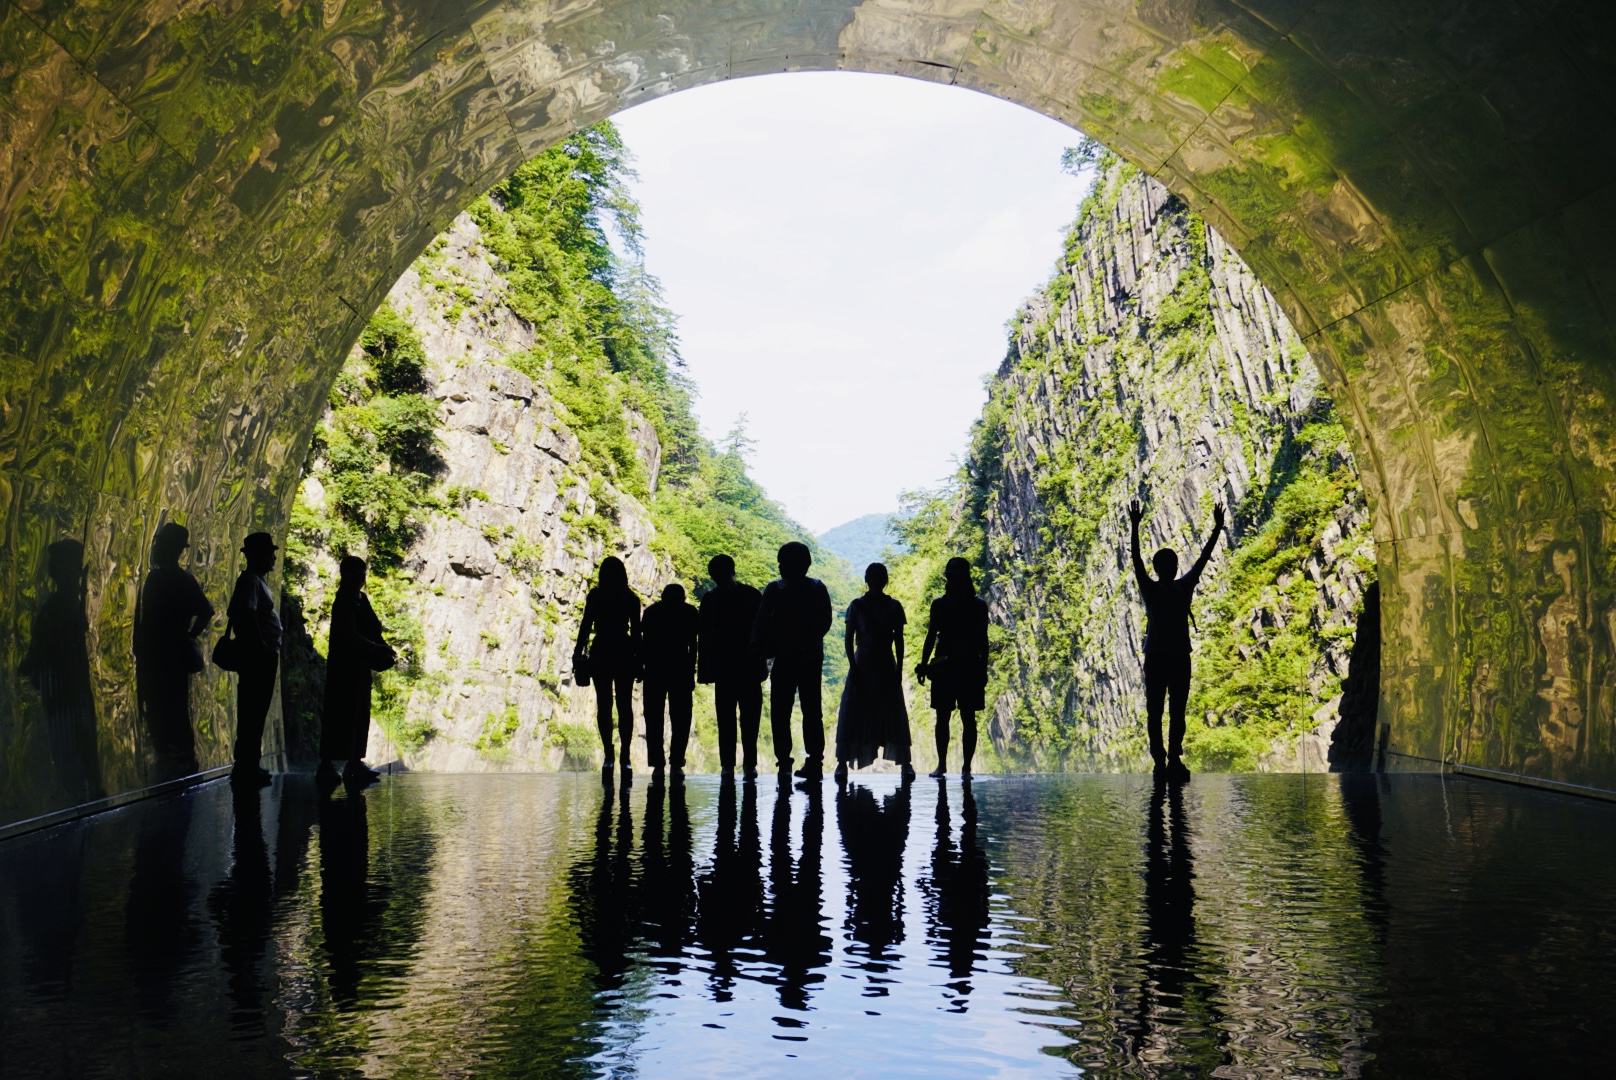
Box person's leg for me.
[739,680,763,774]
[644,680,667,768]
[614,672,636,769]
[1167,663,1191,777]
[715,681,738,771]
[798,664,824,775]
[233,657,277,779]
[930,706,952,777]
[770,667,796,770]
[1144,661,1167,770]
[594,679,615,765]
[670,685,693,771]
[961,709,978,776]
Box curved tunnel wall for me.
[2,0,1614,827]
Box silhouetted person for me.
[227,532,282,787]
[133,522,214,783]
[318,555,395,790]
[918,557,990,779]
[20,538,103,802]
[1129,499,1223,782]
[764,778,831,1011]
[641,582,698,776]
[753,541,833,779]
[834,562,913,782]
[697,776,764,1001]
[837,779,912,977]
[575,556,641,778]
[922,780,990,1006]
[699,554,766,778]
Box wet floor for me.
[2,771,1614,1078]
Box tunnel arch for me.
[2,0,1614,826]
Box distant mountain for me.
[818,513,907,572]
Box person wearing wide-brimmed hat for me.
[226,531,282,786]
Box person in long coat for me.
[834,562,913,782]
[917,557,991,778]
[134,522,213,782]
[574,556,642,778]
[319,556,394,788]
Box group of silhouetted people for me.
[126,524,393,792]
[573,542,992,784]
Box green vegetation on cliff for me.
[889,149,1373,772]
[287,123,852,757]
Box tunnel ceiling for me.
[3,0,1616,826]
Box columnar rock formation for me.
[970,158,1373,769]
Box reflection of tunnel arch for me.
[1,0,1613,824]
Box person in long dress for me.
[318,555,395,790]
[833,563,914,782]
[917,557,990,779]
[574,556,642,779]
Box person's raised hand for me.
[1128,499,1143,525]
[1213,503,1226,531]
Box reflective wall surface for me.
[3,773,1615,1077]
[4,1,1616,826]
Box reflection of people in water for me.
[697,776,764,1001]
[1131,776,1226,1067]
[21,538,104,802]
[134,522,214,782]
[566,780,641,1021]
[638,775,697,969]
[318,789,372,1006]
[918,558,990,779]
[318,556,395,790]
[574,557,642,779]
[834,563,914,782]
[641,583,699,777]
[764,780,831,1012]
[1128,498,1224,781]
[837,780,913,973]
[921,781,991,1006]
[209,785,273,1032]
[698,554,767,778]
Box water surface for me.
[2,772,1613,1077]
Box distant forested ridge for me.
[818,513,907,573]
[888,149,1374,773]
[283,122,854,770]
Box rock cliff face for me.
[973,157,1375,769]
[292,212,672,771]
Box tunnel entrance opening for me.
[3,1,1615,832]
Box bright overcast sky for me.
[614,72,1091,534]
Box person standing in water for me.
[753,542,833,780]
[641,582,699,778]
[834,563,913,783]
[575,556,642,779]
[1128,498,1224,782]
[698,554,766,779]
[917,557,990,779]
[318,555,395,790]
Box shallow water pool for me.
[2,771,1614,1077]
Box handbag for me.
[573,651,592,688]
[212,621,242,672]
[371,643,398,672]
